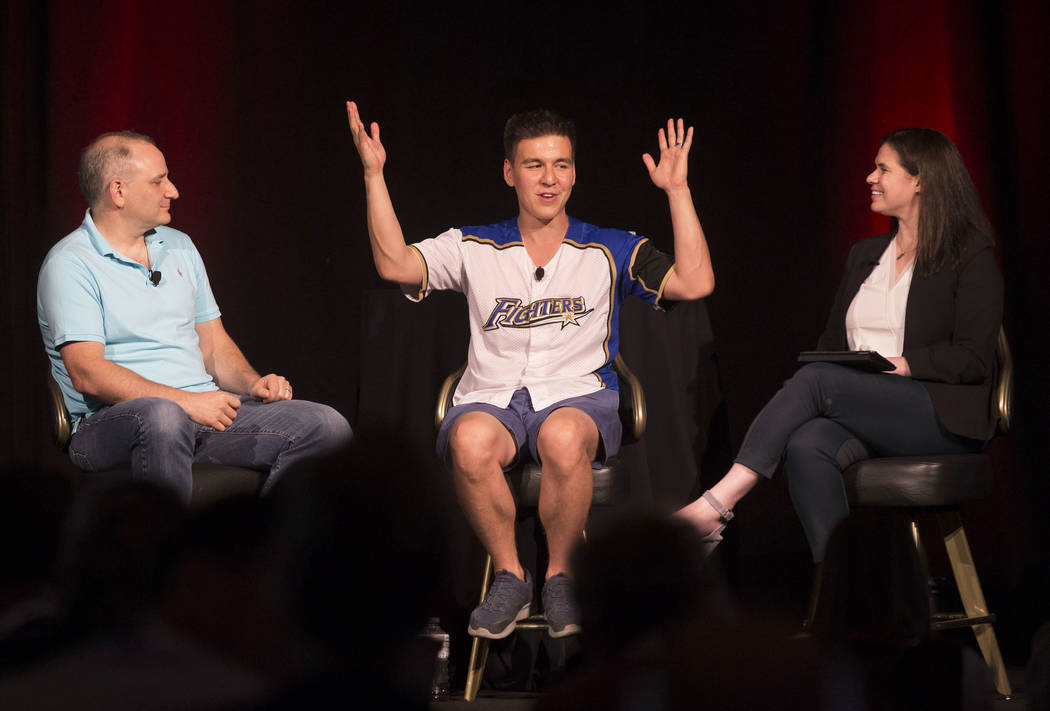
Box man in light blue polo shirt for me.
[37,131,351,502]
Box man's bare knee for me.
[537,410,597,474]
[448,412,514,475]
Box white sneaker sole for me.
[467,603,531,639]
[547,620,582,638]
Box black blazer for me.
[817,230,1003,441]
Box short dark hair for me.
[880,128,993,275]
[503,108,576,161]
[78,131,156,206]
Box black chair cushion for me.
[843,454,992,507]
[515,460,628,508]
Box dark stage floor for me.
[433,691,537,710]
[429,666,1027,709]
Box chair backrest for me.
[434,363,468,432]
[994,327,1013,435]
[47,369,73,452]
[612,354,646,443]
[434,354,647,443]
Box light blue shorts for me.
[436,387,621,471]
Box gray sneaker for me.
[542,574,582,638]
[468,569,533,639]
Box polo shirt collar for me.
[82,209,168,265]
[82,209,118,257]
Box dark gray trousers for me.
[736,363,982,562]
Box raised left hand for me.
[642,118,693,192]
[250,373,293,402]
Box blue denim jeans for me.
[736,363,983,562]
[68,395,352,502]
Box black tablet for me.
[797,350,895,372]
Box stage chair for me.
[436,355,644,702]
[829,327,1014,696]
[47,370,265,508]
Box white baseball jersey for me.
[404,217,674,410]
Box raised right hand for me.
[179,390,242,430]
[346,100,386,175]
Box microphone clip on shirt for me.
[149,269,162,286]
[534,266,544,281]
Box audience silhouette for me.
[0,453,1029,707]
[537,514,819,710]
[810,509,995,711]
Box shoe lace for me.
[481,572,524,611]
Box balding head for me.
[78,131,156,207]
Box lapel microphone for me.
[149,270,162,286]
[534,267,544,281]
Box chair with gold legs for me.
[810,328,1014,697]
[436,355,645,702]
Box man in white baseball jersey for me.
[347,102,714,639]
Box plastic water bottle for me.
[424,617,450,700]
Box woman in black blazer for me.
[678,128,1003,562]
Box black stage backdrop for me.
[3,0,1048,662]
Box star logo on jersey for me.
[560,310,585,327]
[482,296,594,331]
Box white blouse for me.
[844,238,914,357]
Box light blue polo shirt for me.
[37,209,221,424]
